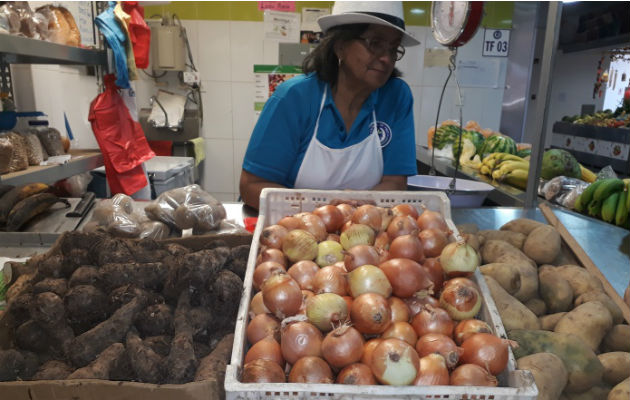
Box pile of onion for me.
[243,201,511,390]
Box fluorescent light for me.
[410,8,425,15]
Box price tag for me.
[482,29,510,57]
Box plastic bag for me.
[0,4,20,35]
[60,172,93,197]
[138,220,170,239]
[540,176,589,209]
[11,1,36,38]
[2,132,29,172]
[88,193,144,238]
[36,127,65,156]
[21,132,44,166]
[145,184,226,233]
[32,12,50,40]
[0,137,14,174]
[35,5,79,46]
[597,166,618,180]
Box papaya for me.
[541,149,581,180]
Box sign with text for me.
[482,29,510,57]
[258,1,295,12]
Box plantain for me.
[0,183,49,225]
[587,198,602,218]
[0,184,14,198]
[502,168,529,189]
[5,193,70,231]
[593,178,625,202]
[601,192,620,223]
[615,191,629,227]
[574,192,585,213]
[579,164,597,183]
[578,180,605,207]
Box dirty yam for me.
[64,285,110,334]
[135,303,174,337]
[194,333,234,392]
[15,320,51,353]
[32,278,68,297]
[68,266,100,288]
[165,291,198,384]
[32,360,74,380]
[126,330,165,383]
[67,343,125,380]
[225,244,250,279]
[99,262,168,291]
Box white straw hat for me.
[318,1,420,47]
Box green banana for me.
[593,178,625,202]
[601,192,620,223]
[496,160,530,171]
[574,193,584,213]
[616,191,629,227]
[579,180,605,207]
[502,168,529,189]
[626,184,630,211]
[480,165,491,175]
[587,199,602,218]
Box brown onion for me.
[347,264,392,298]
[242,358,286,383]
[350,293,392,335]
[373,231,391,252]
[260,224,288,249]
[253,261,286,291]
[305,292,348,332]
[423,257,445,294]
[278,216,304,231]
[326,233,341,242]
[388,297,410,323]
[340,223,375,250]
[381,321,418,346]
[386,215,419,239]
[342,295,353,312]
[281,320,323,365]
[361,338,383,366]
[316,240,344,268]
[389,234,425,263]
[419,228,449,258]
[313,265,348,296]
[288,356,333,383]
[460,333,514,375]
[336,203,355,224]
[343,244,380,272]
[415,333,463,369]
[450,363,498,386]
[439,241,480,278]
[411,305,455,338]
[392,204,419,219]
[287,260,319,291]
[247,313,280,344]
[454,319,493,345]
[257,248,288,267]
[336,363,376,385]
[298,290,315,315]
[377,207,394,232]
[282,229,318,263]
[295,212,327,242]
[262,273,302,319]
[403,294,440,318]
[313,205,345,233]
[439,278,482,321]
[249,291,270,317]
[379,258,432,298]
[414,353,450,386]
[244,336,284,368]
[371,338,419,385]
[352,205,382,232]
[417,207,449,234]
[321,324,365,369]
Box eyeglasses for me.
[357,37,405,61]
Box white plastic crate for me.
[225,189,537,400]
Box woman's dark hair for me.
[302,24,402,86]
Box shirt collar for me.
[323,81,380,111]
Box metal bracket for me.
[0,62,14,105]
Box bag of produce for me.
[145,184,226,233]
[0,137,14,174]
[3,132,29,172]
[21,132,44,166]
[36,127,65,156]
[89,193,143,238]
[0,3,20,34]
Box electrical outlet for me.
[183,71,201,85]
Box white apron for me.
[294,86,384,190]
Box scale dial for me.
[431,1,484,48]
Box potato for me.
[539,269,574,313]
[609,377,630,400]
[481,240,536,269]
[551,243,579,266]
[598,352,630,386]
[554,301,613,352]
[517,353,568,400]
[563,384,611,399]
[554,265,604,297]
[484,276,540,331]
[456,223,479,234]
[479,262,521,295]
[525,298,547,317]
[602,325,630,352]
[575,291,623,325]
[511,262,539,302]
[540,312,567,331]
[500,218,545,235]
[478,229,526,249]
[461,233,483,253]
[523,225,561,264]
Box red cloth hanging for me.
[89,74,155,195]
[122,1,151,69]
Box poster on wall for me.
[264,10,300,42]
[254,65,302,116]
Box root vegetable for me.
[126,330,164,383]
[516,353,568,400]
[135,303,174,337]
[524,298,547,317]
[500,218,545,235]
[553,265,604,297]
[144,335,172,357]
[68,266,100,288]
[32,278,68,297]
[574,291,623,325]
[554,301,613,352]
[478,230,526,249]
[539,312,567,331]
[166,291,198,384]
[481,240,536,269]
[15,320,51,353]
[598,352,630,386]
[99,262,168,292]
[539,269,574,313]
[522,225,561,264]
[602,325,630,352]
[64,285,109,334]
[484,276,540,331]
[225,244,250,279]
[0,350,25,381]
[609,377,630,400]
[29,292,75,352]
[479,263,521,295]
[109,284,162,310]
[67,343,125,380]
[32,360,74,380]
[194,333,234,384]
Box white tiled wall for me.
[17,20,509,201]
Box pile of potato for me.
[0,231,250,391]
[460,218,630,400]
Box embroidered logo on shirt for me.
[371,121,392,148]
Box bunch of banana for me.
[479,153,530,189]
[574,178,630,228]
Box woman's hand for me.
[239,169,286,210]
[371,175,407,190]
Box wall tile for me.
[263,39,279,65]
[202,138,235,194]
[180,20,200,70]
[197,20,232,81]
[397,26,427,87]
[232,138,249,196]
[229,21,264,82]
[212,192,238,202]
[201,81,233,139]
[231,82,257,140]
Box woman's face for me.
[337,24,403,91]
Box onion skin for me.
[371,338,420,386]
[282,229,318,263]
[288,356,333,383]
[257,248,288,267]
[347,264,392,298]
[422,258,445,294]
[419,228,449,258]
[377,207,394,232]
[379,258,431,298]
[336,363,376,385]
[336,204,355,224]
[381,321,418,346]
[313,205,345,233]
[253,261,286,291]
[242,358,286,383]
[343,245,380,272]
[403,295,440,318]
[450,363,498,386]
[298,289,315,315]
[262,273,303,319]
[361,338,383,366]
[460,333,512,375]
[439,279,482,321]
[295,212,327,242]
[316,240,344,268]
[415,333,463,369]
[287,260,319,291]
[454,319,493,345]
[392,204,419,219]
[260,224,288,249]
[414,353,450,386]
[280,320,323,365]
[388,297,410,323]
[244,336,285,368]
[352,205,382,232]
[249,291,271,317]
[340,224,375,250]
[247,313,280,344]
[313,265,348,296]
[386,215,420,239]
[439,241,480,278]
[321,325,365,369]
[306,293,348,332]
[417,208,449,234]
[350,293,392,335]
[278,216,304,231]
[411,305,455,338]
[389,234,425,263]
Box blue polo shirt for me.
[242,72,417,188]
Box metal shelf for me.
[0,149,103,186]
[0,35,107,66]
